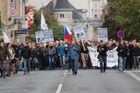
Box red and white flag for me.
[41,12,48,31]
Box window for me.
[60,14,64,18]
[95,14,97,18]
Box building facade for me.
[45,0,84,27]
[0,0,28,42]
[69,0,108,19]
[89,0,107,19]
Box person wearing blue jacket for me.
[57,40,65,69]
[69,41,80,75]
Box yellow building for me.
[0,0,28,42]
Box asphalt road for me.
[0,70,65,93]
[0,69,140,93]
[62,70,140,93]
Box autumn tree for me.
[103,0,140,40]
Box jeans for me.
[23,59,30,74]
[48,56,54,69]
[59,55,65,68]
[99,56,107,72]
[133,56,139,69]
[118,57,126,71]
[71,59,78,75]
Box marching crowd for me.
[0,39,140,78]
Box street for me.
[0,69,140,93]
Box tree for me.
[31,9,64,40]
[103,0,140,40]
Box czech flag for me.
[64,25,72,42]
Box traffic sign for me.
[15,29,28,34]
[117,31,125,39]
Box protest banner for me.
[35,30,54,43]
[88,46,118,68]
[87,47,100,67]
[35,31,44,43]
[73,25,86,40]
[98,28,108,42]
[106,47,118,67]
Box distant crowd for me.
[0,39,140,78]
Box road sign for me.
[117,31,125,39]
[15,29,28,34]
[14,18,21,24]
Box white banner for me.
[35,30,54,43]
[73,25,86,40]
[87,47,100,67]
[106,47,118,67]
[98,28,108,42]
[88,47,118,68]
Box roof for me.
[73,11,83,19]
[45,1,54,11]
[45,0,83,19]
[54,0,74,9]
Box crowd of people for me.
[0,39,140,78]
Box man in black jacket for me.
[117,41,127,72]
[22,42,31,75]
[97,40,108,73]
[132,42,139,69]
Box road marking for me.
[126,70,140,72]
[126,71,140,82]
[56,70,68,93]
[56,84,63,93]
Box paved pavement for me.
[0,69,140,93]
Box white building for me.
[69,0,108,19]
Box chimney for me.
[52,0,57,8]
